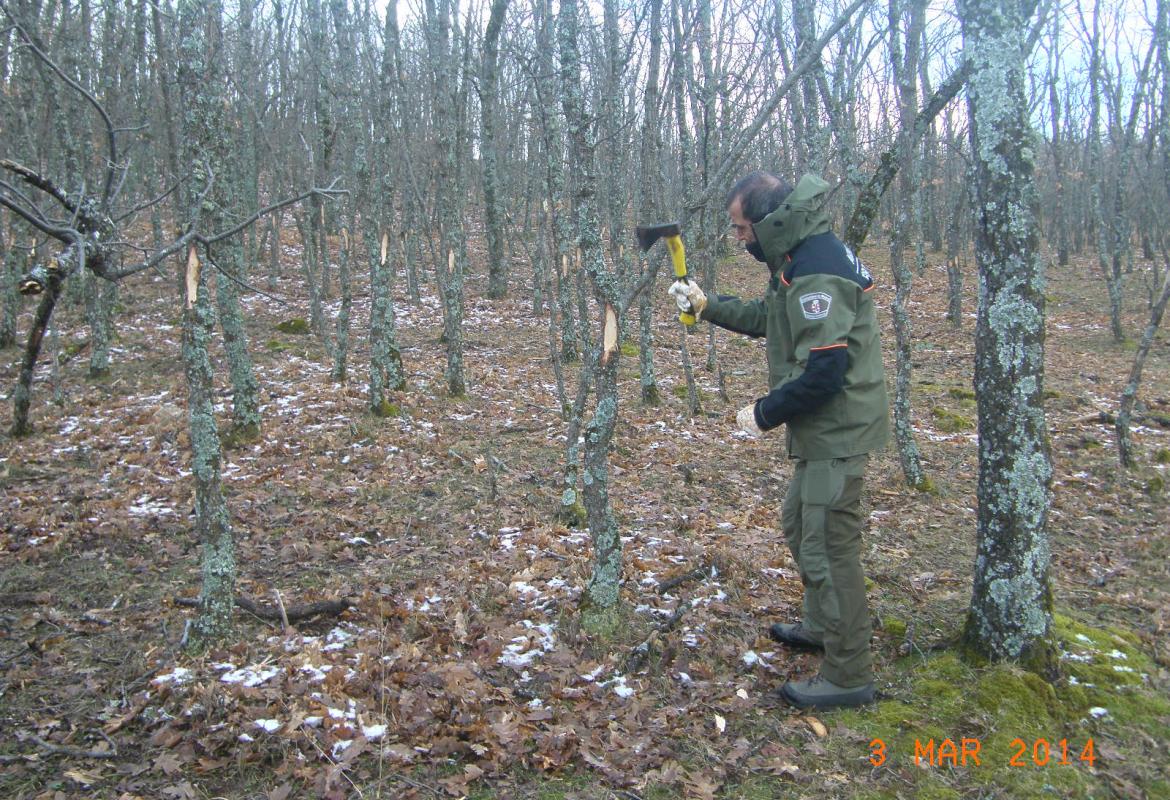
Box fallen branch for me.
[103,693,151,735]
[0,591,52,605]
[14,733,117,760]
[174,594,355,623]
[624,603,687,675]
[657,560,717,595]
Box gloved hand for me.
[736,403,763,437]
[668,280,707,319]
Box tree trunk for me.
[958,0,1058,677]
[182,245,236,646]
[887,0,927,490]
[1116,271,1170,467]
[1,224,22,349]
[83,270,116,377]
[482,0,509,299]
[176,0,236,645]
[331,214,353,384]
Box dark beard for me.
[746,240,767,263]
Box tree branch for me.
[0,193,78,243]
[0,0,123,207]
[1,159,82,219]
[689,0,873,214]
[200,180,347,246]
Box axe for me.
[636,222,695,326]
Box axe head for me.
[635,222,682,252]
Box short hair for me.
[725,171,794,223]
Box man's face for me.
[729,197,766,263]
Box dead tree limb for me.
[174,594,356,623]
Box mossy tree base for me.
[577,601,633,644]
[222,423,262,450]
[371,399,401,418]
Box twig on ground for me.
[273,589,291,633]
[18,733,117,759]
[657,560,716,595]
[173,594,355,623]
[624,603,688,675]
[103,693,151,734]
[898,620,917,657]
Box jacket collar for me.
[752,174,831,270]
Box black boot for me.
[768,622,824,650]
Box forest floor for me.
[1,225,1169,800]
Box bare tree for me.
[482,0,510,300]
[958,0,1058,677]
[886,0,928,490]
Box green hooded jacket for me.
[703,174,889,459]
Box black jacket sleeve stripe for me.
[753,346,848,430]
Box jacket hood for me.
[752,173,831,266]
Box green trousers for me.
[781,454,873,687]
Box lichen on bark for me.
[959,0,1058,678]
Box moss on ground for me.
[275,317,311,334]
[930,406,975,432]
[817,612,1168,799]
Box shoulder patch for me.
[799,291,832,320]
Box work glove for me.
[736,403,763,437]
[668,280,707,319]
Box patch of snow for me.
[128,496,176,517]
[324,626,356,652]
[221,665,281,687]
[300,663,332,683]
[153,667,193,686]
[254,718,282,733]
[498,622,556,669]
[362,724,387,740]
[1089,707,1109,718]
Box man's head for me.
[726,171,794,263]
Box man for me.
[669,171,889,710]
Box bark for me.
[887,0,927,490]
[560,0,630,608]
[959,0,1058,677]
[1046,13,1069,266]
[331,216,353,384]
[1116,272,1170,467]
[0,223,21,349]
[1119,0,1170,467]
[10,253,69,436]
[1083,0,1125,342]
[83,269,116,377]
[427,0,468,398]
[366,225,406,413]
[636,0,663,406]
[481,0,510,299]
[215,235,262,441]
[534,0,577,363]
[176,0,236,645]
[182,245,235,646]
